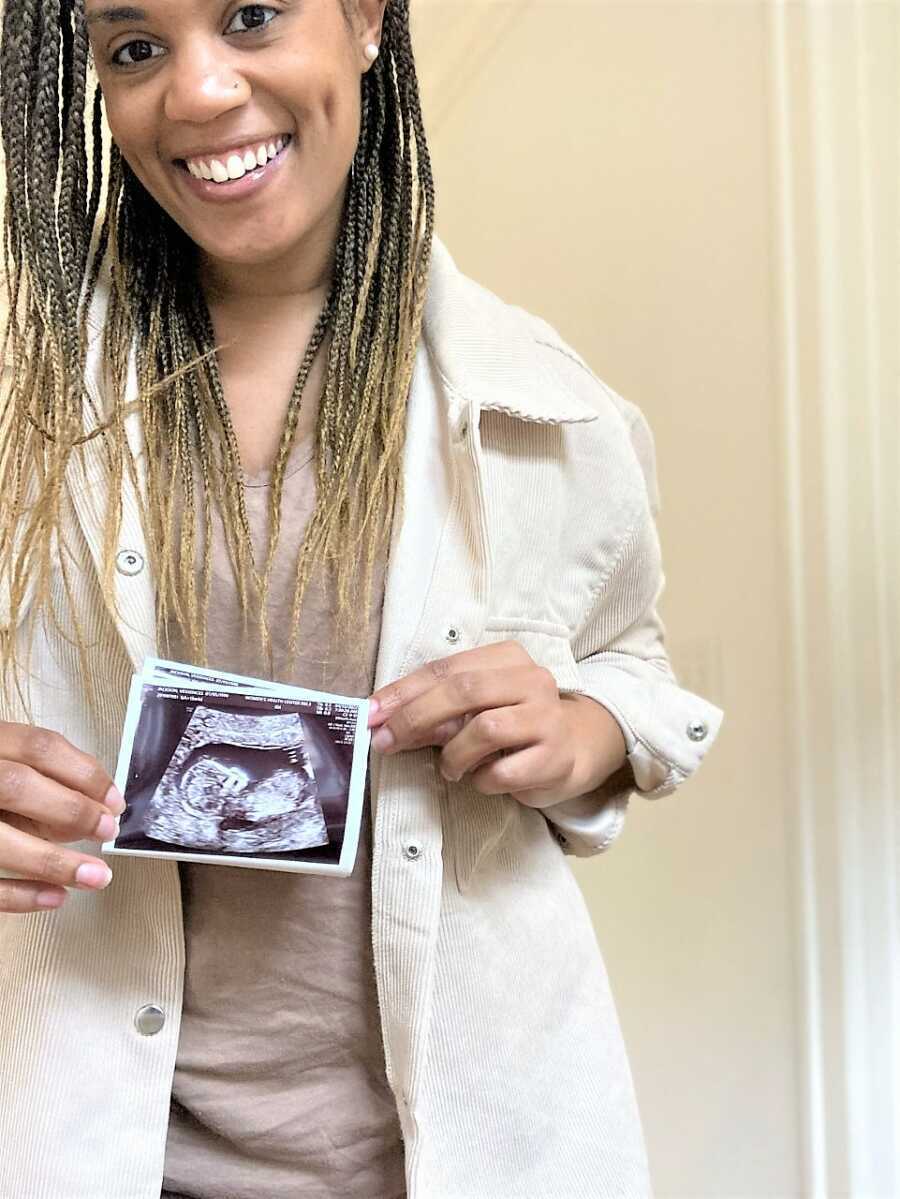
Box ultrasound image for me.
[142,706,329,853]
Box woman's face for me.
[86,0,382,274]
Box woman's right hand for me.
[0,722,125,914]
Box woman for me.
[0,2,722,1197]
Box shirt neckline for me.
[243,435,316,491]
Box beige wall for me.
[416,3,900,1196]
[413,4,800,1196]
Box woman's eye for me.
[225,5,277,34]
[111,39,165,67]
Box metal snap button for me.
[687,720,709,742]
[115,549,144,577]
[134,1004,165,1036]
[403,843,422,861]
[445,628,461,645]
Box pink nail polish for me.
[95,812,117,842]
[75,862,112,890]
[104,785,126,816]
[372,727,394,752]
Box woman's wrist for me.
[558,693,628,801]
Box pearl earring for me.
[364,43,379,62]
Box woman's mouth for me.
[174,134,293,200]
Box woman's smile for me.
[87,0,365,276]
[174,132,294,204]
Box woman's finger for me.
[0,723,123,812]
[368,640,535,729]
[0,760,119,843]
[439,702,562,782]
[469,743,575,806]
[5,809,110,847]
[0,821,112,892]
[372,664,557,754]
[0,879,67,915]
[431,718,465,746]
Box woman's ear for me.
[353,0,387,52]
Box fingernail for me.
[368,698,380,717]
[75,862,112,890]
[36,890,65,909]
[104,785,126,816]
[95,812,118,841]
[372,727,394,752]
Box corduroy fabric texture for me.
[0,239,722,1199]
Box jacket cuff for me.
[574,655,724,797]
[541,763,633,857]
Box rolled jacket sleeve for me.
[542,406,724,858]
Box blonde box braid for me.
[0,0,435,690]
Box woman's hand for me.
[0,723,125,914]
[369,641,627,808]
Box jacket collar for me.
[70,240,595,672]
[422,237,598,426]
[85,236,598,430]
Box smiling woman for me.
[0,1,722,1198]
[85,0,377,277]
[2,0,431,667]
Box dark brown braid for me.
[0,0,435,691]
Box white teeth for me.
[186,137,288,183]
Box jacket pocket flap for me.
[481,620,580,692]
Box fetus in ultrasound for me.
[143,706,329,853]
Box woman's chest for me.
[371,390,645,695]
[472,409,644,630]
[212,308,328,480]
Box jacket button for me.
[687,720,709,742]
[403,843,422,861]
[445,627,461,645]
[116,549,144,576]
[134,1004,165,1036]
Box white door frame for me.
[768,3,900,1196]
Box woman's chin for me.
[195,235,303,272]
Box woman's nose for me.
[163,50,250,124]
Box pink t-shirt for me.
[161,438,406,1199]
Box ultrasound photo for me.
[106,663,370,877]
[144,707,328,854]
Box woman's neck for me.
[198,216,337,313]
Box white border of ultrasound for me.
[104,662,370,877]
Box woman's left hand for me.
[368,641,628,808]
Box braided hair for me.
[0,0,434,687]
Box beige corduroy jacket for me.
[0,238,722,1199]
